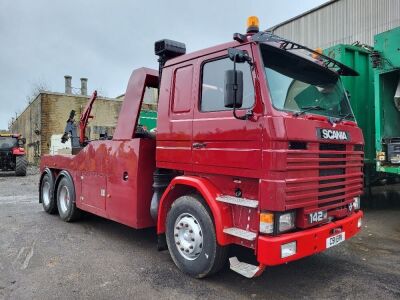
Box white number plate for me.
[308,210,327,224]
[326,232,345,248]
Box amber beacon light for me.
[246,16,260,33]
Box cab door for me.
[192,45,263,177]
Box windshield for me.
[260,44,353,120]
[0,137,17,149]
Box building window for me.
[200,57,254,112]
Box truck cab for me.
[39,18,364,279]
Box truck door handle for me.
[192,142,206,149]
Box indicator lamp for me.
[247,16,260,34]
[312,47,323,59]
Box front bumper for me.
[257,211,363,266]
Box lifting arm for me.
[79,90,97,145]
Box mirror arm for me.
[232,56,251,120]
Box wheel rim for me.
[42,181,51,207]
[173,213,203,260]
[59,186,70,214]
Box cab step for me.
[229,257,265,278]
[223,227,257,241]
[216,195,258,208]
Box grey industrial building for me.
[269,0,400,49]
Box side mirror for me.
[224,70,243,108]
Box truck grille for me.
[318,144,346,211]
[284,141,363,226]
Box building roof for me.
[268,0,338,32]
[10,91,122,126]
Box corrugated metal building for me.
[269,0,400,49]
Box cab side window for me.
[200,57,254,112]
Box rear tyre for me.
[40,172,57,214]
[166,194,227,278]
[15,155,27,176]
[57,176,81,222]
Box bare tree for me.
[26,80,50,104]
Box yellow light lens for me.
[247,16,259,28]
[247,16,260,33]
[260,212,273,223]
[260,212,274,234]
[312,48,323,59]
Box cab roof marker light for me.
[246,16,260,34]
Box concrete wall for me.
[10,95,42,164]
[40,93,122,157]
[11,92,122,164]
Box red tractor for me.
[0,134,27,176]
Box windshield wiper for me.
[293,105,326,117]
[336,113,355,123]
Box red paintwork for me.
[79,91,97,145]
[12,147,25,155]
[257,211,363,266]
[157,176,234,245]
[40,68,158,229]
[40,38,364,270]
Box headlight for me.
[259,212,274,234]
[278,212,296,233]
[353,196,361,210]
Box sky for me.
[0,0,327,130]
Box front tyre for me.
[56,176,80,222]
[15,155,27,176]
[166,195,227,278]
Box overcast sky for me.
[0,0,326,129]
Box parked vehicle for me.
[372,27,400,175]
[39,17,364,278]
[0,133,27,176]
[324,26,400,187]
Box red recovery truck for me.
[39,18,364,278]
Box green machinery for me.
[323,44,377,184]
[372,27,400,174]
[324,26,400,184]
[139,109,157,131]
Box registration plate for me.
[326,232,345,248]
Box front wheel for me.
[166,195,227,278]
[57,176,81,222]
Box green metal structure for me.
[138,109,157,130]
[323,44,377,184]
[373,27,400,174]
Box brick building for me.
[10,77,123,164]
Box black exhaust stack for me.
[154,39,186,91]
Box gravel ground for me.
[0,168,399,300]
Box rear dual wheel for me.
[40,172,80,221]
[56,176,81,222]
[41,172,57,214]
[165,195,227,278]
